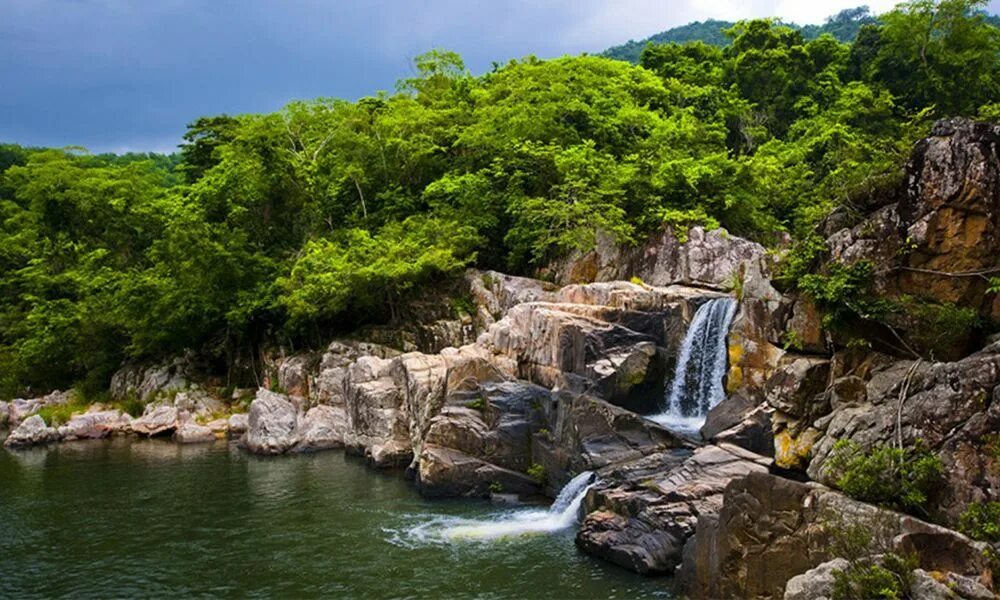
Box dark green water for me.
[0,438,672,599]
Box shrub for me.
[824,511,917,600]
[824,439,942,516]
[37,396,89,427]
[526,463,546,483]
[464,397,485,411]
[959,502,1000,544]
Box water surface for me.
[0,439,673,599]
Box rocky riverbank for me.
[4,120,999,598]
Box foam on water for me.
[392,471,596,545]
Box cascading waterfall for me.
[398,471,597,544]
[650,297,738,434]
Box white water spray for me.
[650,297,738,434]
[395,471,596,545]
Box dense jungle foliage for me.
[2,0,1000,397]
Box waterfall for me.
[398,472,597,544]
[650,297,738,434]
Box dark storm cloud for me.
[2,0,998,153]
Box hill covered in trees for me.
[2,0,1000,398]
[601,4,1000,63]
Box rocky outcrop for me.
[803,342,1000,523]
[575,444,770,574]
[4,415,60,448]
[294,405,345,452]
[678,472,993,599]
[782,558,850,600]
[110,355,199,401]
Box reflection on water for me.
[0,439,673,599]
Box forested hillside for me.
[2,0,1000,398]
[602,6,879,63]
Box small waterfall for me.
[398,472,597,544]
[651,297,737,433]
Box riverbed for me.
[0,438,672,599]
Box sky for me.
[3,0,999,154]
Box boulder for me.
[58,410,130,441]
[174,423,215,444]
[416,444,541,498]
[245,390,298,455]
[783,558,849,600]
[294,405,346,452]
[3,415,59,448]
[765,356,831,421]
[130,405,181,437]
[228,413,248,435]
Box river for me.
[0,438,673,599]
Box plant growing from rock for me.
[822,510,917,600]
[526,463,546,484]
[824,439,943,516]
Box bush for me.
[824,511,918,600]
[824,440,942,516]
[526,463,546,483]
[959,502,1000,543]
[36,395,90,427]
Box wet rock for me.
[700,391,757,440]
[3,415,59,448]
[130,405,181,437]
[174,423,215,444]
[245,390,298,455]
[576,444,770,575]
[783,558,850,600]
[416,444,541,497]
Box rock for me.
[245,389,298,455]
[782,297,827,355]
[168,388,224,418]
[294,405,345,452]
[765,356,831,421]
[274,352,320,398]
[0,401,8,429]
[709,405,774,457]
[807,343,1000,523]
[110,355,196,401]
[130,405,181,437]
[3,415,59,448]
[783,558,850,600]
[677,472,993,599]
[8,390,71,426]
[313,341,399,406]
[204,418,229,435]
[416,444,541,497]
[228,413,248,435]
[910,569,957,600]
[174,423,215,444]
[701,391,757,440]
[773,425,822,470]
[58,410,130,441]
[575,444,770,575]
[576,510,684,575]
